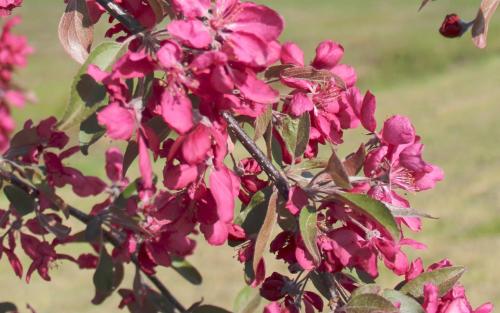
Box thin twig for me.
[222,111,290,199]
[0,169,186,312]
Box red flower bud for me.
[439,14,466,38]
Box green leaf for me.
[92,246,123,304]
[309,271,333,299]
[123,140,139,177]
[344,293,398,313]
[0,302,17,313]
[299,205,321,265]
[4,185,36,216]
[79,111,105,155]
[294,113,310,158]
[350,284,382,298]
[85,216,102,243]
[191,305,232,313]
[399,266,465,300]
[233,285,261,313]
[296,158,328,171]
[325,150,352,189]
[336,193,400,240]
[383,202,437,219]
[253,190,279,275]
[275,113,310,159]
[58,41,127,130]
[171,257,203,285]
[383,289,425,313]
[271,135,284,169]
[235,187,272,236]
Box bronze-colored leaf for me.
[252,190,279,274]
[147,0,168,23]
[281,66,346,90]
[254,106,272,141]
[343,144,366,176]
[472,0,500,48]
[58,0,94,64]
[264,64,294,80]
[326,149,352,190]
[299,205,321,265]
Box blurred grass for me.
[1,0,499,311]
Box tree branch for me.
[222,112,290,199]
[94,0,145,34]
[0,168,186,313]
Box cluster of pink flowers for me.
[0,16,31,153]
[0,0,494,312]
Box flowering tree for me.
[0,1,495,312]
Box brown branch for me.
[222,112,290,199]
[94,0,145,34]
[0,168,186,312]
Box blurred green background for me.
[1,0,499,311]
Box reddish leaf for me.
[58,0,94,64]
[472,0,500,48]
[252,190,279,275]
[281,66,346,89]
[326,150,352,189]
[343,144,366,176]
